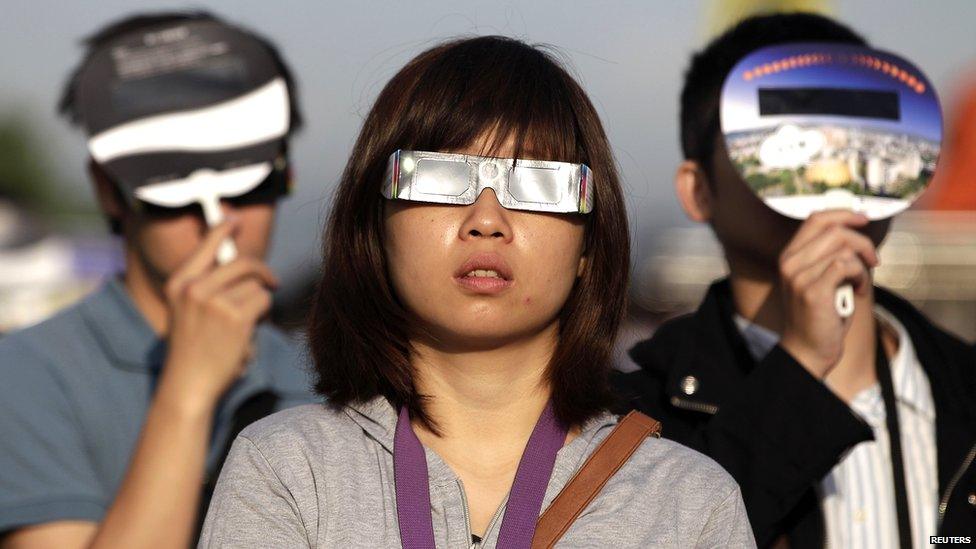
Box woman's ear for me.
[674,160,714,223]
[576,254,587,277]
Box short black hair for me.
[58,10,303,134]
[680,12,866,177]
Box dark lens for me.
[224,167,290,206]
[139,201,201,219]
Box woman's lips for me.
[454,273,514,294]
[453,252,515,294]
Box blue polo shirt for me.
[0,277,320,533]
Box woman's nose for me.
[459,189,514,241]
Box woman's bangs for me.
[391,38,584,164]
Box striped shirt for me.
[734,305,938,548]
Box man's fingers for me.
[783,210,869,256]
[233,284,273,322]
[220,275,273,320]
[168,218,240,289]
[823,255,871,295]
[180,258,278,301]
[781,226,878,278]
[790,248,866,296]
[791,252,869,306]
[790,248,848,292]
[223,278,267,305]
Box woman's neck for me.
[408,322,567,536]
[409,322,557,447]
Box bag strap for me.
[530,410,661,549]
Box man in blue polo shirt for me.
[0,12,318,547]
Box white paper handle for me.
[199,193,236,265]
[835,284,855,318]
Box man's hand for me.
[159,218,278,411]
[777,210,879,379]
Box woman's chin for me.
[419,317,556,351]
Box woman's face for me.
[383,139,586,348]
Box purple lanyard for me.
[393,402,567,549]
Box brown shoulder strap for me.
[530,411,661,549]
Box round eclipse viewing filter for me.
[720,42,943,221]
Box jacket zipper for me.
[457,478,508,549]
[670,396,719,415]
[938,441,976,526]
[478,497,506,548]
[457,478,475,548]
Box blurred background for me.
[1,0,974,364]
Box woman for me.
[200,36,754,548]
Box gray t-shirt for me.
[200,397,756,548]
[0,278,319,534]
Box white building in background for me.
[847,151,863,184]
[867,155,886,192]
[890,150,923,184]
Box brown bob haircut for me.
[308,35,630,430]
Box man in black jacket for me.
[613,12,976,548]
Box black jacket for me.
[612,279,976,548]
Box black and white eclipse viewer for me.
[74,19,292,263]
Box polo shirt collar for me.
[79,277,273,393]
[81,276,164,371]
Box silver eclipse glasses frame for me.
[381,150,594,214]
